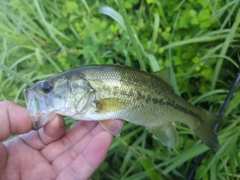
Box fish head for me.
[24,74,95,130]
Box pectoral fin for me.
[99,119,123,136]
[147,122,179,148]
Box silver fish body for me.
[24,65,220,151]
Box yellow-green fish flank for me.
[24,65,220,151]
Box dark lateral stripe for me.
[165,101,203,122]
[140,92,203,122]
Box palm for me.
[0,101,122,180]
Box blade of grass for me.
[10,53,35,69]
[162,145,208,174]
[217,0,239,31]
[123,170,148,180]
[0,62,33,86]
[162,32,240,50]
[1,2,48,41]
[33,0,65,50]
[140,155,162,180]
[121,158,145,179]
[188,70,240,180]
[210,162,217,180]
[100,5,160,72]
[169,10,181,95]
[186,52,239,78]
[149,13,160,53]
[115,138,141,157]
[44,0,61,18]
[83,18,99,44]
[191,89,228,105]
[116,0,145,71]
[80,0,91,14]
[199,131,239,178]
[211,9,240,90]
[14,83,27,102]
[89,50,100,64]
[99,6,126,31]
[0,37,7,80]
[152,1,168,27]
[133,32,159,71]
[224,92,240,116]
[145,53,160,72]
[120,150,133,176]
[21,27,62,73]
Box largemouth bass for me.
[24,65,220,151]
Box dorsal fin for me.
[152,68,171,86]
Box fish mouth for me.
[24,89,56,130]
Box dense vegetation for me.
[0,0,240,179]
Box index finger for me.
[0,101,32,141]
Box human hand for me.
[0,101,123,180]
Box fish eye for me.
[41,81,53,94]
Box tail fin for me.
[192,109,220,151]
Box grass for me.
[0,0,240,179]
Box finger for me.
[0,143,7,176]
[56,131,113,180]
[41,121,100,162]
[51,120,124,173]
[0,101,32,141]
[18,115,66,150]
